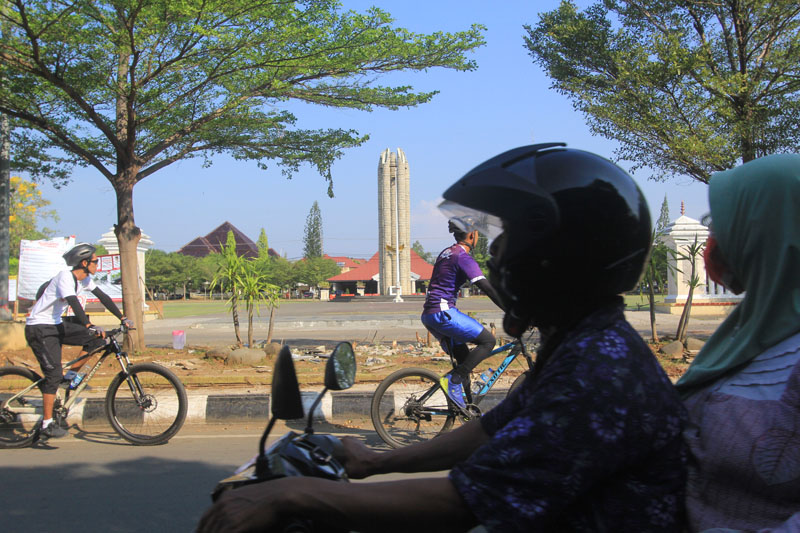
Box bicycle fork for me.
[116,352,152,411]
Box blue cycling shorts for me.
[420,308,485,351]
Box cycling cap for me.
[63,243,96,268]
[440,143,651,329]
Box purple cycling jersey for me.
[422,244,485,315]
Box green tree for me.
[656,195,671,235]
[8,175,57,274]
[525,1,800,183]
[303,201,323,259]
[412,240,433,264]
[267,256,296,297]
[472,233,490,273]
[294,256,339,289]
[256,228,270,259]
[0,1,484,348]
[211,231,244,346]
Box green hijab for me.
[676,154,800,397]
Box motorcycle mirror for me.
[324,342,356,391]
[271,345,304,420]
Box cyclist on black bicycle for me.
[24,243,133,439]
[422,217,505,408]
[198,144,687,532]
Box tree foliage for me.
[294,256,340,288]
[411,240,433,263]
[525,1,800,183]
[8,175,57,261]
[472,233,490,273]
[0,0,485,347]
[303,201,323,259]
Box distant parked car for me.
[168,294,184,300]
[303,291,315,298]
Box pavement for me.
[71,297,725,429]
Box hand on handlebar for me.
[339,436,380,479]
[198,478,289,532]
[88,324,106,338]
[121,317,135,329]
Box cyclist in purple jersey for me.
[422,218,505,408]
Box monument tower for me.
[377,148,411,299]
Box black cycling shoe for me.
[40,422,68,439]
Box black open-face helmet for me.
[441,143,651,334]
[63,243,96,268]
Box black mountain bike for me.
[0,326,187,448]
[371,333,537,448]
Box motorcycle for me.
[210,342,357,532]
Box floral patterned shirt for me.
[450,300,687,532]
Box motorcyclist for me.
[197,143,687,532]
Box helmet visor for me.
[439,200,504,242]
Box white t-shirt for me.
[26,270,97,326]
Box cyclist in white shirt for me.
[24,243,133,439]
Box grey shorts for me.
[24,322,106,394]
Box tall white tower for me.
[378,148,412,298]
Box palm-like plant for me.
[211,231,244,346]
[238,261,281,347]
[675,236,706,347]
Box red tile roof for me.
[323,255,362,270]
[327,250,433,282]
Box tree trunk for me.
[266,305,275,343]
[114,183,144,351]
[675,258,698,345]
[231,293,242,346]
[648,269,659,343]
[0,113,11,321]
[247,306,254,347]
[677,289,694,346]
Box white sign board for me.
[17,237,75,300]
[86,254,122,302]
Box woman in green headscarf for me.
[676,154,800,532]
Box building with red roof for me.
[327,250,433,296]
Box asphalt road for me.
[0,422,435,533]
[141,298,724,348]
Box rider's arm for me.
[474,277,505,311]
[64,295,91,326]
[199,474,479,533]
[342,418,489,478]
[91,287,124,320]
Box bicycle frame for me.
[1,331,135,416]
[471,341,522,398]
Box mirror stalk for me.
[305,387,329,434]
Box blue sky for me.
[35,1,708,260]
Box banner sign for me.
[17,237,75,300]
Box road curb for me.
[73,389,511,427]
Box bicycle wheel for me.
[0,367,44,448]
[371,367,456,448]
[105,363,187,445]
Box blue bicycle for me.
[371,334,537,448]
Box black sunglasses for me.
[88,259,99,264]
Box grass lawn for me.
[623,293,665,310]
[159,298,310,318]
[160,300,229,318]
